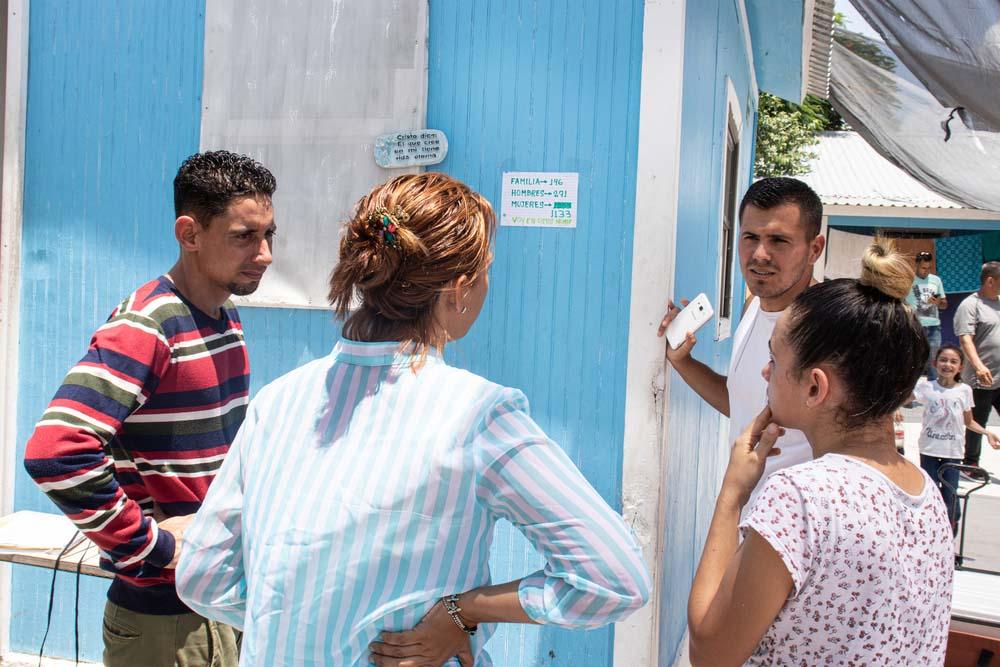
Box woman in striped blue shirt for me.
[176,173,650,666]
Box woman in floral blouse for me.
[687,238,953,666]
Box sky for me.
[835,1,882,41]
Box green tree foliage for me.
[754,93,826,177]
[753,13,893,177]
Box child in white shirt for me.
[912,343,1000,532]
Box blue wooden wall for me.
[12,0,643,664]
[428,0,644,664]
[658,0,757,663]
[13,1,207,659]
[12,1,333,660]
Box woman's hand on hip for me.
[369,600,474,667]
[721,406,784,508]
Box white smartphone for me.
[666,293,715,350]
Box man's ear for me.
[808,234,826,265]
[175,216,200,252]
[805,366,831,408]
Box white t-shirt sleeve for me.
[913,378,931,404]
[740,473,819,596]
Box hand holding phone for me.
[665,293,714,350]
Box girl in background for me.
[913,343,1000,532]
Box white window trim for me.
[616,0,688,663]
[0,0,29,657]
[714,77,744,342]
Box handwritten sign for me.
[500,172,579,228]
[374,129,448,168]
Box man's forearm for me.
[670,356,730,417]
[960,334,986,371]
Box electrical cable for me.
[37,531,80,666]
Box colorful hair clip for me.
[372,206,410,249]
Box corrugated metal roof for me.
[800,131,967,209]
[806,0,835,99]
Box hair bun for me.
[858,236,914,300]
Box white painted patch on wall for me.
[201,0,429,308]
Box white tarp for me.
[849,0,1000,134]
[823,228,873,281]
[201,0,428,308]
[830,40,1000,212]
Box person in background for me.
[911,344,1000,533]
[659,177,825,512]
[687,239,952,666]
[176,173,650,666]
[905,250,947,380]
[23,151,277,667]
[955,261,1000,469]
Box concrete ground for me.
[899,400,1000,572]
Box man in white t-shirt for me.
[658,177,826,509]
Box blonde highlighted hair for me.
[858,236,914,301]
[328,173,495,354]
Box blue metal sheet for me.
[658,0,757,662]
[746,0,806,101]
[428,0,644,664]
[14,1,662,665]
[13,1,207,660]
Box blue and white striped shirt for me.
[177,338,650,666]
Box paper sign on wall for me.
[500,172,579,228]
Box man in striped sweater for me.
[23,151,277,666]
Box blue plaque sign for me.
[374,129,448,168]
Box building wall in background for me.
[658,0,757,661]
[10,1,644,664]
[11,2,332,660]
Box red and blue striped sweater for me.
[24,276,249,613]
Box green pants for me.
[102,601,240,667]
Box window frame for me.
[714,78,745,341]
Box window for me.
[716,78,744,340]
[719,118,739,324]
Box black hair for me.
[981,261,1000,284]
[785,239,928,429]
[935,343,964,364]
[173,150,276,224]
[739,177,823,239]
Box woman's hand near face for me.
[369,601,474,667]
[721,407,784,507]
